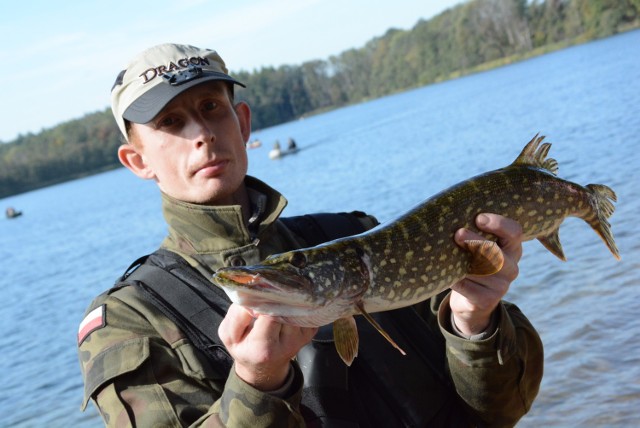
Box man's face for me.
[128,81,250,205]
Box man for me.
[78,43,543,427]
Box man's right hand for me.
[218,303,318,391]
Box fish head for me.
[212,243,370,322]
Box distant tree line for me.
[1,0,638,198]
[0,111,122,198]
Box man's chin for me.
[198,183,245,206]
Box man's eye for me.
[203,101,218,111]
[158,117,176,128]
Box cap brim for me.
[123,71,245,124]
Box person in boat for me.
[269,140,283,159]
[6,207,21,218]
[77,43,542,427]
[287,137,297,150]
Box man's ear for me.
[118,144,155,180]
[235,101,252,144]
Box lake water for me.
[1,30,639,427]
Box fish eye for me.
[289,252,307,269]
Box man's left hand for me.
[450,213,524,336]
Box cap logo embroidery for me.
[139,56,211,84]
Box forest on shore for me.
[1,0,638,198]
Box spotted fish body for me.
[213,135,619,364]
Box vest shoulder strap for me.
[280,211,376,246]
[115,249,233,371]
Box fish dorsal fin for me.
[356,302,406,358]
[333,317,359,366]
[512,134,559,175]
[542,157,558,174]
[464,240,504,276]
[537,229,566,261]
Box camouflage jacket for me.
[78,176,543,427]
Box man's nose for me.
[191,117,215,148]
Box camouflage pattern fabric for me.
[433,293,543,426]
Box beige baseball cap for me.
[111,43,245,139]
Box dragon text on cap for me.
[139,57,211,84]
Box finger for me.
[219,303,255,344]
[250,315,284,343]
[451,277,506,309]
[456,273,509,296]
[268,318,316,341]
[279,324,318,343]
[454,227,485,247]
[455,214,523,262]
[248,318,316,362]
[476,213,523,252]
[277,324,318,358]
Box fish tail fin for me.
[585,184,620,260]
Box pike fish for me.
[212,135,620,365]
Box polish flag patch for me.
[78,305,106,345]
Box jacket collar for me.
[160,176,288,257]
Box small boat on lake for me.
[269,146,300,159]
[269,138,299,160]
[6,207,22,219]
[247,139,262,149]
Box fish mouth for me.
[213,266,322,313]
[214,265,311,292]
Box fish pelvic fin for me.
[464,240,505,275]
[537,229,566,261]
[356,302,406,358]
[333,317,359,366]
[585,184,620,260]
[512,134,559,175]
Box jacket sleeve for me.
[429,292,544,427]
[77,287,306,427]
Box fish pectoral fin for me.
[333,317,359,366]
[464,239,504,276]
[356,302,407,357]
[537,229,566,261]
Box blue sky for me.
[0,0,463,142]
